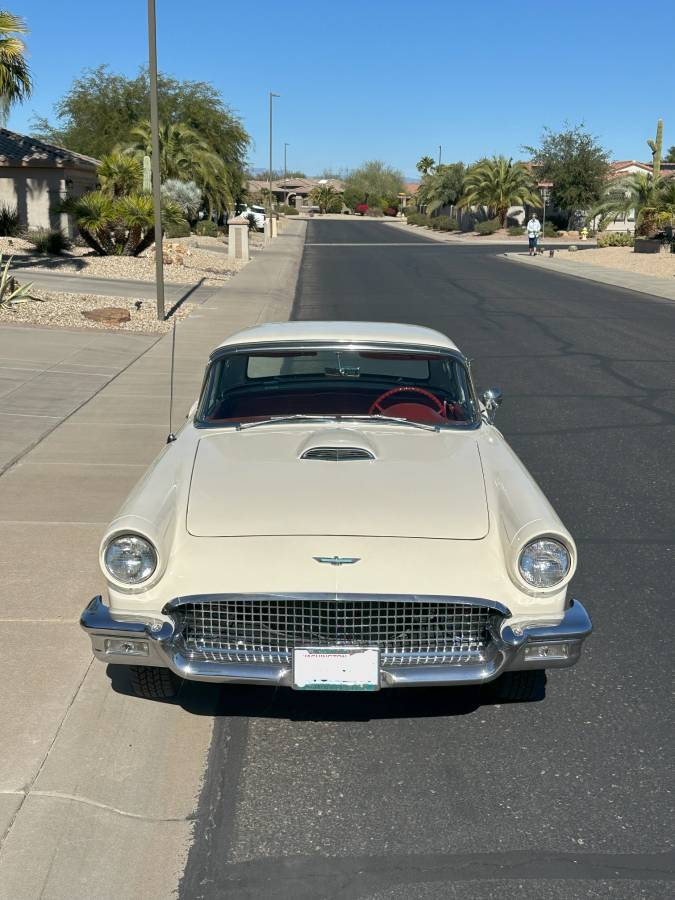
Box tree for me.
[416,156,436,177]
[97,153,142,198]
[416,162,465,214]
[591,173,673,235]
[524,124,610,227]
[310,184,342,214]
[665,146,675,164]
[458,156,539,226]
[31,66,249,206]
[343,160,404,211]
[124,121,232,216]
[0,10,31,124]
[57,191,184,256]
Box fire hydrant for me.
[580,227,588,241]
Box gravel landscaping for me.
[0,288,192,333]
[560,245,675,278]
[0,235,248,286]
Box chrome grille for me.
[301,446,374,461]
[171,596,498,666]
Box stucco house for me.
[247,176,344,208]
[0,129,99,236]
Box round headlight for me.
[518,538,570,588]
[104,534,157,585]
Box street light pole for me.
[284,142,289,205]
[147,0,165,321]
[268,91,280,221]
[438,144,442,166]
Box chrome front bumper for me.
[81,597,592,689]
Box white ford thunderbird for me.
[81,321,591,701]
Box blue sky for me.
[10,0,675,178]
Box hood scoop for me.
[301,446,374,461]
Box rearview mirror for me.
[481,387,503,424]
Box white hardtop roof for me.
[214,321,460,353]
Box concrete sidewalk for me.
[0,219,306,900]
[504,250,675,302]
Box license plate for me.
[293,647,380,691]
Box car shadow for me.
[107,665,546,720]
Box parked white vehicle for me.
[236,204,265,229]
[81,321,591,701]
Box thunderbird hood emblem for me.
[313,556,361,566]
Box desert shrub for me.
[23,228,71,255]
[195,220,218,237]
[365,207,384,217]
[355,203,369,216]
[278,204,299,215]
[429,216,459,231]
[161,180,202,219]
[383,207,398,217]
[596,232,635,247]
[245,213,260,231]
[0,204,20,236]
[508,225,525,236]
[164,219,191,239]
[543,222,559,237]
[475,218,500,235]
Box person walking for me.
[527,214,541,256]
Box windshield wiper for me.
[236,415,338,431]
[353,415,440,432]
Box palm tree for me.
[416,163,465,215]
[0,10,31,124]
[458,156,540,227]
[309,184,342,214]
[416,156,436,177]
[591,172,664,233]
[124,121,232,217]
[98,153,143,198]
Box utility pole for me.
[438,144,442,166]
[147,0,165,320]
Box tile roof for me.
[0,128,100,168]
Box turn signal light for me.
[104,638,149,657]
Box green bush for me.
[596,232,635,247]
[406,211,431,227]
[475,218,500,235]
[195,220,218,237]
[278,204,299,215]
[543,222,559,237]
[508,225,525,236]
[24,228,71,255]
[164,219,191,238]
[430,216,460,232]
[0,204,20,236]
[365,206,384,217]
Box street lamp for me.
[438,144,442,166]
[268,91,280,225]
[283,142,289,205]
[147,0,165,320]
[539,181,553,241]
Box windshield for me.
[197,347,478,427]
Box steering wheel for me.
[369,386,446,416]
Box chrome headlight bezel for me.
[103,533,158,587]
[517,537,572,590]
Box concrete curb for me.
[502,250,675,302]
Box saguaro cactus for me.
[647,119,663,180]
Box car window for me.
[198,349,477,427]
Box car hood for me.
[186,426,489,540]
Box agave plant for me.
[0,254,33,307]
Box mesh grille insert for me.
[171,596,498,666]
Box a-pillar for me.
[227,216,250,262]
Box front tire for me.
[129,665,180,700]
[485,669,545,702]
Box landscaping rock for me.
[82,306,131,325]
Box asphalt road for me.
[180,220,675,899]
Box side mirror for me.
[481,387,503,424]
